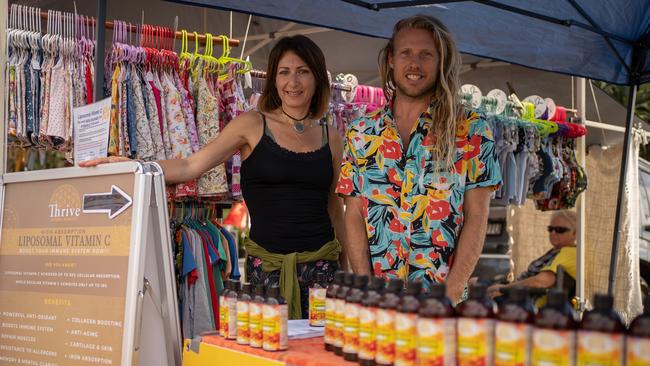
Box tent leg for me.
[608,83,638,295]
[575,78,586,311]
[94,0,107,102]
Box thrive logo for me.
[48,185,82,220]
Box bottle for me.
[416,283,456,366]
[309,273,328,327]
[577,294,624,366]
[359,276,386,366]
[334,272,354,356]
[395,281,422,366]
[531,289,577,366]
[456,284,497,366]
[249,284,265,348]
[262,286,288,352]
[495,286,535,366]
[236,283,252,345]
[343,274,369,361]
[375,278,404,366]
[226,280,240,340]
[626,296,650,366]
[325,271,344,351]
[219,280,232,337]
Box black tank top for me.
[240,113,335,254]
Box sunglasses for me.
[547,226,571,234]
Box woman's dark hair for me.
[258,35,330,119]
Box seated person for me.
[487,210,577,307]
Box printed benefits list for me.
[0,174,135,366]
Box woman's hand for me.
[78,156,133,167]
[487,283,505,299]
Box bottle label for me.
[577,330,623,366]
[219,295,227,336]
[249,303,263,347]
[334,298,346,347]
[395,312,417,366]
[532,328,576,366]
[416,318,457,366]
[457,318,494,366]
[309,288,327,326]
[495,321,531,366]
[376,308,396,364]
[358,306,377,361]
[343,302,361,354]
[236,300,250,344]
[324,297,336,344]
[263,304,280,351]
[626,335,650,366]
[227,297,237,339]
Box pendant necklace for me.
[282,107,311,134]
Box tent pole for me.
[608,83,638,295]
[575,78,586,312]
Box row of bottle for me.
[217,280,289,352]
[316,271,650,366]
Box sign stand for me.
[0,162,181,366]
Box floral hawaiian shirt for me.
[336,100,501,290]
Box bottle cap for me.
[547,289,567,306]
[253,284,265,297]
[468,284,487,300]
[368,276,386,290]
[508,286,528,302]
[333,271,344,284]
[406,281,423,296]
[343,272,354,286]
[387,278,404,293]
[241,283,252,295]
[430,283,447,299]
[267,286,279,299]
[353,275,369,289]
[593,293,614,311]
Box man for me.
[336,15,501,302]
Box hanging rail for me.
[38,10,240,47]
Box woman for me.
[81,35,348,319]
[487,210,577,305]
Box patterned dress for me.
[336,100,501,290]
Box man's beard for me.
[394,77,436,99]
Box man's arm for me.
[445,187,492,303]
[344,196,372,275]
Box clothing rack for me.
[249,69,353,92]
[38,11,240,47]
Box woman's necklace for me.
[282,107,311,134]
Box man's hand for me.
[487,283,505,299]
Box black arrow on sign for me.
[82,185,132,219]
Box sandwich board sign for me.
[0,162,181,366]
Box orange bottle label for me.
[358,306,377,361]
[334,298,346,347]
[495,321,531,366]
[375,308,396,364]
[532,328,576,366]
[395,313,417,366]
[416,318,456,366]
[263,303,288,351]
[236,300,250,344]
[324,297,336,344]
[249,303,263,347]
[309,288,326,326]
[577,330,623,366]
[343,302,361,354]
[626,336,650,366]
[457,318,494,366]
